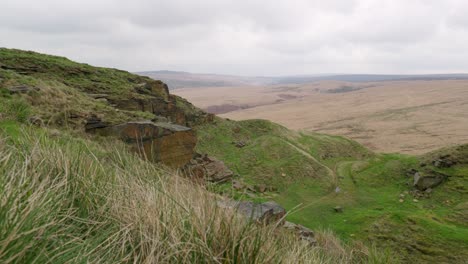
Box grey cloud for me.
[0,0,467,75]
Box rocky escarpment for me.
[0,48,213,128]
[88,120,197,168]
[88,81,214,127]
[0,48,216,169]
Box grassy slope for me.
[0,48,204,128]
[196,119,370,189]
[0,119,395,263]
[0,49,156,127]
[196,119,468,263]
[0,48,152,95]
[1,48,466,263]
[0,48,396,263]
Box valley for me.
[175,80,468,154]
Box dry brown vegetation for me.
[175,80,468,154]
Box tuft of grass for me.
[0,97,31,123]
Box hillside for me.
[196,119,468,263]
[1,48,467,263]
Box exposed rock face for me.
[413,171,448,191]
[89,120,196,168]
[103,81,213,127]
[184,155,234,183]
[218,200,286,225]
[85,114,109,131]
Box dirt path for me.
[284,141,338,186]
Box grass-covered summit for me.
[0,48,209,128]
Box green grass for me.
[0,121,395,263]
[196,119,370,191]
[0,96,31,123]
[278,155,468,263]
[0,48,145,95]
[197,119,468,263]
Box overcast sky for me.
[1,0,468,76]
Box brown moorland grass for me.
[175,80,468,154]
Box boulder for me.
[232,141,246,148]
[333,206,343,213]
[432,156,456,168]
[90,120,196,168]
[413,171,448,191]
[283,221,317,246]
[184,155,234,183]
[218,200,286,225]
[204,159,234,182]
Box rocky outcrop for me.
[84,114,109,131]
[218,200,286,225]
[283,221,317,246]
[88,120,196,168]
[217,199,317,246]
[1,49,215,169]
[432,155,457,168]
[184,155,234,183]
[333,206,343,213]
[103,81,213,127]
[82,83,214,168]
[422,144,468,169]
[413,171,448,191]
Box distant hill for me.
[139,71,468,89]
[138,70,275,89]
[274,73,468,84]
